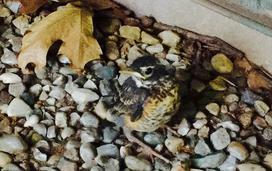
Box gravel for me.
[210,128,230,150]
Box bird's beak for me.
[119,68,145,79]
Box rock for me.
[146,44,164,54]
[227,141,249,161]
[191,79,206,93]
[12,15,30,35]
[243,136,257,147]
[69,112,80,126]
[217,121,240,132]
[30,84,43,96]
[166,53,180,62]
[253,116,267,130]
[241,89,262,105]
[144,132,165,146]
[224,94,239,104]
[237,163,265,171]
[209,76,227,91]
[211,54,233,73]
[218,155,237,171]
[1,48,17,65]
[95,65,117,80]
[49,86,65,100]
[194,139,211,156]
[154,158,171,171]
[103,127,119,143]
[71,88,99,104]
[55,112,67,128]
[0,134,27,154]
[0,6,11,17]
[57,157,77,171]
[7,98,32,117]
[61,127,75,139]
[210,128,230,150]
[125,156,152,171]
[2,163,22,171]
[99,80,114,96]
[83,79,97,90]
[119,25,141,41]
[165,136,184,154]
[80,143,96,164]
[103,158,120,171]
[80,112,99,128]
[193,119,207,129]
[177,118,190,136]
[198,126,210,138]
[106,40,120,60]
[91,166,104,171]
[80,129,98,143]
[254,100,270,116]
[0,152,12,167]
[158,30,180,48]
[141,31,159,45]
[33,123,47,137]
[8,83,25,97]
[39,91,48,100]
[239,112,253,128]
[193,152,226,169]
[96,144,119,158]
[0,73,22,84]
[263,128,272,140]
[47,126,56,139]
[33,148,47,161]
[205,103,220,116]
[265,112,272,127]
[264,153,272,169]
[53,75,66,86]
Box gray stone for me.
[241,89,262,105]
[0,135,27,154]
[193,152,226,169]
[263,128,272,140]
[57,157,77,171]
[80,143,96,163]
[97,144,119,158]
[7,98,32,117]
[49,86,65,100]
[237,163,265,171]
[177,118,190,136]
[210,128,230,150]
[95,66,117,80]
[254,100,270,116]
[144,132,165,146]
[2,163,22,171]
[194,139,211,156]
[8,83,25,97]
[0,73,22,84]
[1,48,17,65]
[80,112,99,128]
[218,155,237,171]
[0,152,12,167]
[125,155,152,171]
[103,127,119,143]
[55,112,67,128]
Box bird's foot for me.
[123,128,171,164]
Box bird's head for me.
[119,56,175,85]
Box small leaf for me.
[18,4,102,73]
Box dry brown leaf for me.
[235,57,253,73]
[247,70,272,91]
[87,0,120,10]
[18,3,102,73]
[19,0,48,14]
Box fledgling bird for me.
[110,55,181,163]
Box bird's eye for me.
[145,67,153,75]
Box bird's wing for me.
[114,77,150,121]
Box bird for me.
[109,55,181,163]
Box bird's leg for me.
[123,127,171,164]
[163,125,180,137]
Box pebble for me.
[194,139,211,156]
[95,66,117,80]
[103,127,119,143]
[80,143,96,164]
[1,48,17,65]
[177,118,190,136]
[0,73,22,84]
[33,123,47,137]
[227,141,249,161]
[211,53,233,73]
[263,128,272,140]
[71,88,99,104]
[106,40,120,60]
[237,163,265,171]
[209,76,227,91]
[69,112,80,126]
[241,89,262,105]
[8,83,25,97]
[217,121,240,132]
[49,86,65,100]
[80,129,98,143]
[61,127,75,139]
[191,79,206,93]
[125,155,152,171]
[210,128,230,150]
[30,84,42,96]
[254,100,270,116]
[24,115,39,128]
[2,163,23,171]
[205,103,220,116]
[83,79,97,90]
[193,152,226,169]
[265,112,272,126]
[198,126,210,138]
[141,31,159,45]
[33,148,47,161]
[158,30,180,47]
[39,91,48,100]
[144,132,165,146]
[57,157,78,171]
[243,136,257,147]
[0,6,11,17]
[119,25,141,41]
[146,44,164,54]
[224,94,239,104]
[165,136,184,154]
[0,152,12,167]
[80,112,99,128]
[0,134,27,154]
[96,144,119,158]
[239,112,253,128]
[7,98,32,117]
[55,112,68,128]
[12,15,30,35]
[218,155,237,171]
[193,119,207,129]
[253,116,267,130]
[91,166,104,171]
[47,126,56,139]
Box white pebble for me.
[61,127,75,139]
[158,30,180,47]
[33,124,47,137]
[24,115,39,127]
[0,73,22,84]
[146,44,164,54]
[8,83,25,97]
[55,112,67,128]
[7,98,32,117]
[47,126,56,139]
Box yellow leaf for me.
[18,4,102,73]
